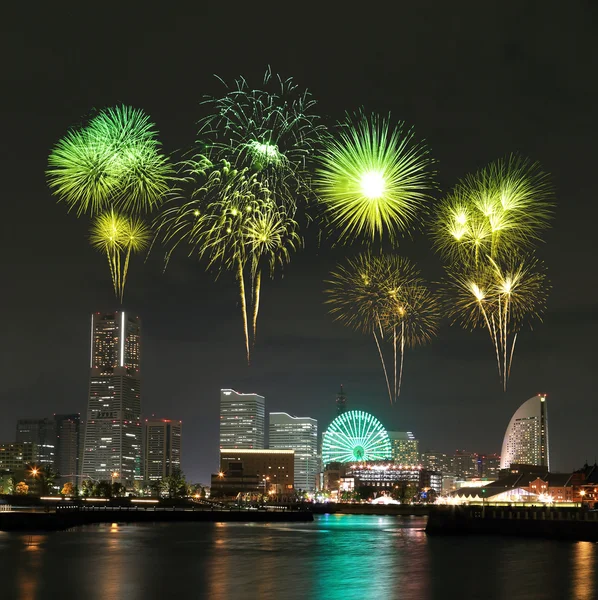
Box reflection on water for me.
[573,542,595,600]
[0,516,597,600]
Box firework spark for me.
[47,105,172,216]
[326,253,438,402]
[315,112,434,245]
[90,210,151,301]
[157,159,300,363]
[198,67,325,213]
[432,155,554,263]
[445,254,547,389]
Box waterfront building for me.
[500,394,549,470]
[143,417,182,482]
[388,431,419,465]
[421,451,451,474]
[269,412,318,492]
[321,410,391,467]
[82,311,142,488]
[54,414,81,485]
[16,418,56,467]
[219,389,265,449]
[476,453,501,479]
[214,449,294,496]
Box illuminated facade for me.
[388,431,419,465]
[219,389,265,449]
[500,394,549,470]
[421,451,451,474]
[269,412,318,492]
[322,410,391,466]
[82,312,142,487]
[143,418,182,482]
[217,449,295,495]
[0,443,38,476]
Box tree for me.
[81,479,94,497]
[95,481,113,498]
[15,481,29,495]
[111,482,126,497]
[163,469,187,498]
[61,482,75,497]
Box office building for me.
[143,418,182,482]
[500,394,549,470]
[452,450,479,479]
[0,443,38,478]
[82,311,142,488]
[269,412,318,492]
[388,431,419,465]
[219,389,265,449]
[336,385,347,415]
[421,451,451,474]
[16,418,56,467]
[54,414,81,485]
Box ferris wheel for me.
[322,410,392,466]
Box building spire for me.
[336,385,347,416]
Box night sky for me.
[3,4,596,483]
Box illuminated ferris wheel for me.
[322,410,392,466]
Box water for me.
[0,514,596,600]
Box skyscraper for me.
[16,418,56,467]
[500,394,549,470]
[269,412,318,492]
[54,414,81,486]
[143,418,182,482]
[82,311,142,488]
[388,431,419,465]
[219,389,265,449]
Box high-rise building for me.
[421,451,451,474]
[500,394,549,470]
[54,414,81,486]
[336,385,347,415]
[219,389,265,449]
[269,412,318,492]
[452,450,479,479]
[82,311,142,488]
[388,431,419,465]
[143,418,182,482]
[477,453,501,479]
[16,418,56,467]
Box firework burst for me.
[432,155,554,263]
[315,112,434,245]
[89,210,151,301]
[47,105,172,216]
[157,159,300,363]
[198,67,325,213]
[444,254,548,389]
[326,253,438,402]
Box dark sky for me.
[2,4,596,483]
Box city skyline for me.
[3,5,596,486]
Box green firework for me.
[315,112,435,245]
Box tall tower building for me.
[16,418,56,467]
[143,418,182,482]
[336,385,347,415]
[388,431,419,465]
[82,311,142,488]
[54,414,81,486]
[269,412,318,492]
[219,389,265,449]
[500,394,549,470]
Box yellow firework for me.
[90,210,150,301]
[432,155,554,262]
[326,253,437,402]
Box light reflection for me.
[17,535,46,600]
[573,541,596,600]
